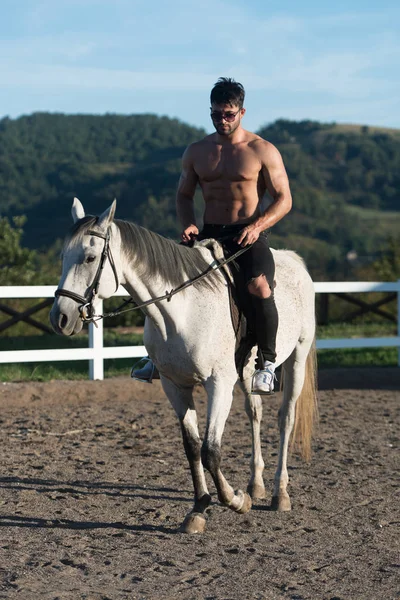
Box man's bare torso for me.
[191,131,268,226]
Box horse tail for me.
[291,339,319,462]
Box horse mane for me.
[116,220,219,290]
[66,216,218,291]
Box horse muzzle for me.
[50,300,84,336]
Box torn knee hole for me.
[248,275,272,297]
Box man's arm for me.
[236,142,292,246]
[176,145,200,243]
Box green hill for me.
[0,112,205,244]
[0,113,399,280]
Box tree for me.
[0,216,37,285]
[355,237,400,282]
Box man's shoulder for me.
[248,135,282,160]
[249,134,278,151]
[184,135,214,155]
[196,133,216,146]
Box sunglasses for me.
[210,109,241,122]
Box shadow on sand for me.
[0,513,177,534]
[317,367,400,391]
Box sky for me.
[1,0,399,133]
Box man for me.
[132,77,292,394]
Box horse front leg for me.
[202,376,252,514]
[160,377,211,533]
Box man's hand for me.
[235,223,262,246]
[181,224,199,244]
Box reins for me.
[55,225,253,325]
[95,241,252,323]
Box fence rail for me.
[0,282,399,379]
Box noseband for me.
[55,227,119,322]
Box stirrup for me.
[131,357,157,383]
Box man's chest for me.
[195,147,262,183]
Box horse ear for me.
[97,199,117,231]
[72,197,85,223]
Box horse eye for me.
[86,256,96,264]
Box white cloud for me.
[0,35,100,62]
[0,63,213,90]
[1,2,399,127]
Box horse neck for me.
[117,227,221,334]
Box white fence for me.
[0,282,399,379]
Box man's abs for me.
[201,180,263,225]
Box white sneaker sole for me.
[251,388,275,396]
[131,374,153,384]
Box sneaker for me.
[251,361,276,395]
[131,357,159,383]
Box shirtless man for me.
[132,77,292,394]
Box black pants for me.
[199,224,278,363]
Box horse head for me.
[50,198,119,336]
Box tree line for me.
[0,112,399,284]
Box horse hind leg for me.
[160,377,211,533]
[272,339,317,511]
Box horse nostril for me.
[60,313,68,329]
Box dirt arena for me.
[0,368,398,600]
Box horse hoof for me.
[247,482,266,500]
[181,512,206,534]
[236,491,252,514]
[271,494,291,512]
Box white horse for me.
[50,198,317,533]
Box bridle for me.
[55,226,119,322]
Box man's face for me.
[210,103,244,136]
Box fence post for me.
[89,300,104,380]
[319,293,329,325]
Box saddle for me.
[194,239,264,379]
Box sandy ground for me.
[0,368,398,600]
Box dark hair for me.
[210,77,245,108]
